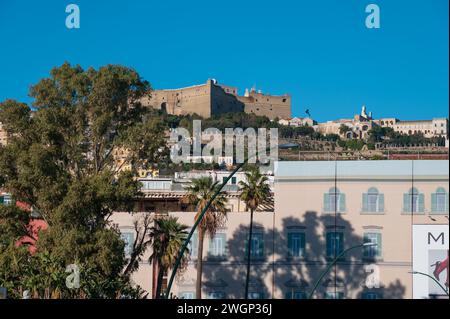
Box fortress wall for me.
[141,81,212,118]
[142,80,292,120]
[211,83,245,116]
[239,92,291,120]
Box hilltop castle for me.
[140,79,291,120]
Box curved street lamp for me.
[307,242,377,299]
[163,143,297,299]
[409,271,449,298]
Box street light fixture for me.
[163,143,298,299]
[307,242,377,299]
[409,271,449,297]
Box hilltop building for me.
[140,79,291,120]
[278,117,316,127]
[314,106,448,140]
[377,118,448,138]
[314,106,376,139]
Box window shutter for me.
[339,194,346,212]
[431,193,437,212]
[378,194,384,212]
[362,193,368,212]
[258,235,264,257]
[190,232,198,257]
[339,233,344,253]
[419,194,425,212]
[287,233,293,256]
[363,234,369,257]
[209,236,215,255]
[376,233,382,257]
[326,233,332,257]
[324,194,330,212]
[403,194,410,212]
[300,233,306,255]
[446,194,449,213]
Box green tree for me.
[0,62,168,298]
[150,216,190,299]
[238,167,271,299]
[339,124,351,136]
[185,177,228,299]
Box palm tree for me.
[185,177,228,299]
[239,167,272,299]
[150,215,190,299]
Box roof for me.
[274,160,449,179]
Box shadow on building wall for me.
[202,211,406,299]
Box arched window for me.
[403,187,424,213]
[324,187,346,213]
[362,187,384,213]
[431,187,449,214]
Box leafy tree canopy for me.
[0,62,168,298]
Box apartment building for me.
[111,160,449,299]
[274,160,449,299]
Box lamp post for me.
[163,143,297,299]
[409,271,449,297]
[307,242,377,299]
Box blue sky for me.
[0,0,448,122]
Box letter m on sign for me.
[428,232,444,245]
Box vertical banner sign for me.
[413,225,449,299]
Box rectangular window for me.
[324,291,344,299]
[245,233,264,259]
[248,292,264,299]
[120,232,134,257]
[209,233,226,258]
[231,177,237,185]
[208,291,225,299]
[141,180,171,190]
[180,291,195,299]
[285,291,307,299]
[287,232,306,258]
[189,231,198,258]
[363,232,382,259]
[361,292,382,299]
[326,232,344,258]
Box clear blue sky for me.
[0,0,448,122]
